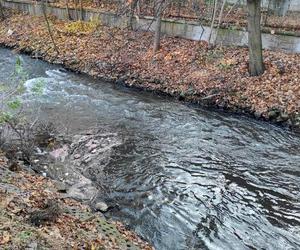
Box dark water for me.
[1,48,300,250]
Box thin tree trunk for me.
[177,0,181,17]
[79,0,84,21]
[129,0,139,30]
[213,0,226,46]
[65,0,70,20]
[223,0,241,21]
[136,0,141,16]
[74,0,79,21]
[247,0,264,76]
[209,0,214,20]
[208,0,218,45]
[263,0,271,26]
[41,0,59,55]
[153,0,164,54]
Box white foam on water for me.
[45,69,67,79]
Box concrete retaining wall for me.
[0,0,223,42]
[1,0,300,53]
[227,0,300,12]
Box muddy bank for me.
[0,153,153,249]
[0,11,299,132]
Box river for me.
[1,48,300,250]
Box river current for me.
[1,48,300,250]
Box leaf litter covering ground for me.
[0,12,299,129]
[48,0,300,33]
[0,155,153,249]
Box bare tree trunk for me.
[153,0,164,54]
[65,0,70,20]
[208,0,218,45]
[129,0,139,30]
[74,0,79,21]
[41,0,59,55]
[136,0,141,15]
[212,0,226,46]
[247,0,264,76]
[79,0,84,21]
[223,0,241,21]
[177,0,182,17]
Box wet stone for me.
[73,154,81,159]
[82,155,92,163]
[254,111,262,119]
[54,181,68,193]
[95,201,109,212]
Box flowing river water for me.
[1,48,300,250]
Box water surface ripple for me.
[1,48,300,250]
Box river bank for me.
[0,153,153,249]
[0,10,299,131]
[44,0,300,36]
[1,45,300,250]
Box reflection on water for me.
[1,48,300,250]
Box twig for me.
[201,93,219,100]
[223,0,241,22]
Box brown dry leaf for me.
[0,195,15,209]
[0,231,11,245]
[1,10,299,129]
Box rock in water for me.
[95,202,109,212]
[66,179,97,201]
[54,181,68,193]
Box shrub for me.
[64,17,101,35]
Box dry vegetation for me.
[0,11,299,129]
[47,0,300,32]
[0,154,153,249]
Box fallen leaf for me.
[0,231,11,245]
